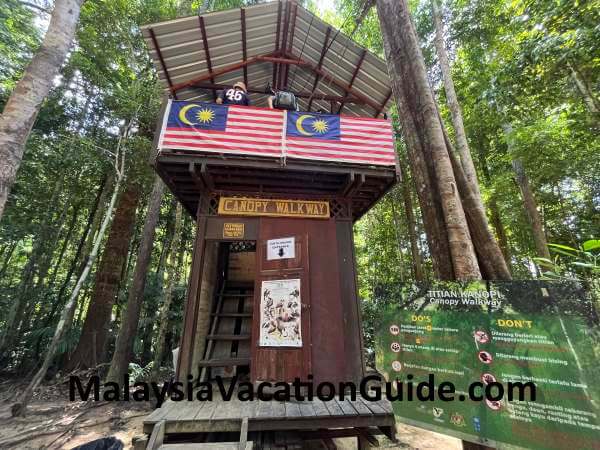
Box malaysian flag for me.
[159,101,284,158]
[158,101,396,166]
[284,112,396,165]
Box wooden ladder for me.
[198,282,254,382]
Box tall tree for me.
[503,124,551,260]
[398,159,424,280]
[0,0,85,220]
[430,0,482,203]
[106,176,165,383]
[377,0,479,280]
[11,119,129,416]
[376,0,510,281]
[151,202,183,377]
[66,179,142,370]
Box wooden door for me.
[251,227,311,384]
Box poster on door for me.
[260,279,302,347]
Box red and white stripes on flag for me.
[285,116,396,166]
[158,102,396,167]
[160,105,284,158]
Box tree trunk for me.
[431,0,483,203]
[0,176,65,359]
[47,203,81,290]
[36,174,108,333]
[66,180,142,370]
[376,0,481,280]
[0,0,85,220]
[0,241,17,279]
[445,138,511,280]
[139,198,177,363]
[512,159,551,259]
[11,129,128,416]
[568,62,600,117]
[399,159,425,280]
[151,202,183,377]
[503,124,551,260]
[106,176,165,383]
[480,154,511,267]
[388,194,405,281]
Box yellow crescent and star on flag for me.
[294,114,329,136]
[177,103,215,125]
[168,101,340,139]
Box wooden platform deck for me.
[143,393,395,435]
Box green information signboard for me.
[375,281,600,449]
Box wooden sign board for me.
[223,222,244,239]
[218,197,329,219]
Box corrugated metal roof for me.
[140,1,392,117]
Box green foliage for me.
[534,240,600,282]
[0,0,41,93]
[128,361,153,382]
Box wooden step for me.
[207,334,251,340]
[159,443,253,450]
[217,293,254,298]
[211,312,252,318]
[197,357,251,367]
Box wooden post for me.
[176,214,208,382]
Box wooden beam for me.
[289,52,383,112]
[170,53,274,93]
[307,26,332,111]
[374,89,393,117]
[188,162,206,190]
[257,56,311,65]
[339,49,367,114]
[198,16,217,102]
[278,0,291,89]
[176,215,208,381]
[239,417,249,450]
[284,1,298,88]
[273,0,282,88]
[188,82,364,103]
[200,163,214,190]
[240,8,248,88]
[149,28,177,100]
[147,420,165,450]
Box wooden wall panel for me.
[305,219,346,385]
[336,220,365,382]
[251,218,349,385]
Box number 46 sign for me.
[226,89,244,102]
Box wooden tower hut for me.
[138,1,398,447]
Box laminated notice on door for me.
[260,279,301,347]
[266,237,295,260]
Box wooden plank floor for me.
[144,392,395,434]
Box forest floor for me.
[0,375,460,449]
